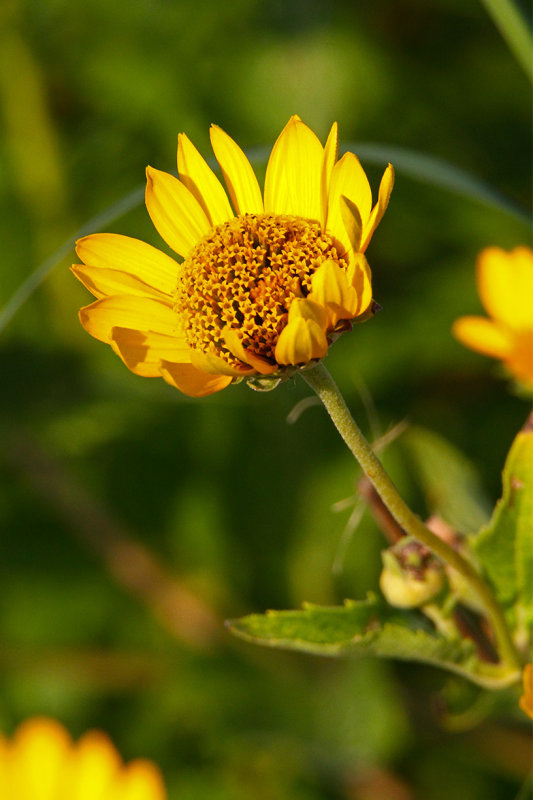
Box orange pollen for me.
[175,213,348,366]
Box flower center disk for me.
[175,213,347,366]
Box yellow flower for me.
[519,663,533,720]
[73,115,393,396]
[0,717,167,800]
[452,246,533,390]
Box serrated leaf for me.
[473,418,533,621]
[228,595,515,688]
[402,426,491,533]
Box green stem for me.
[302,362,521,673]
[480,0,533,83]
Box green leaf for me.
[479,0,533,84]
[228,595,514,688]
[402,426,491,534]
[473,416,533,621]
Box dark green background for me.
[0,0,531,797]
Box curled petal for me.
[223,328,278,375]
[361,163,394,252]
[321,121,338,228]
[309,260,360,326]
[340,195,363,253]
[327,153,372,255]
[287,296,329,328]
[275,299,329,365]
[347,252,373,316]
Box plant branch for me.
[302,362,521,674]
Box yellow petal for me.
[109,338,161,378]
[452,316,512,358]
[10,718,71,800]
[75,233,179,296]
[361,163,394,253]
[264,115,323,221]
[275,302,328,365]
[506,329,533,387]
[177,132,234,226]
[79,295,179,344]
[223,328,279,375]
[190,346,252,377]
[321,121,338,228]
[66,731,120,800]
[111,327,192,378]
[114,760,167,800]
[159,361,233,397]
[347,251,373,316]
[339,195,363,253]
[326,152,372,255]
[287,296,329,328]
[71,265,170,301]
[145,166,211,258]
[309,259,359,326]
[477,246,533,330]
[210,124,264,215]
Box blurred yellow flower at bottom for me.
[452,246,533,390]
[0,718,167,800]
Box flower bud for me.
[379,538,445,609]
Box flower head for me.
[452,246,533,390]
[73,116,393,396]
[0,717,167,799]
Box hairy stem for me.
[302,362,521,673]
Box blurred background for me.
[0,0,531,797]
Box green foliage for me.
[230,420,533,689]
[228,595,514,688]
[473,417,533,625]
[402,425,491,534]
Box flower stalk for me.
[302,361,521,674]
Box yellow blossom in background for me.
[73,115,393,396]
[452,246,533,390]
[519,664,533,720]
[0,717,167,800]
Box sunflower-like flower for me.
[0,717,166,799]
[73,115,393,397]
[453,246,533,390]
